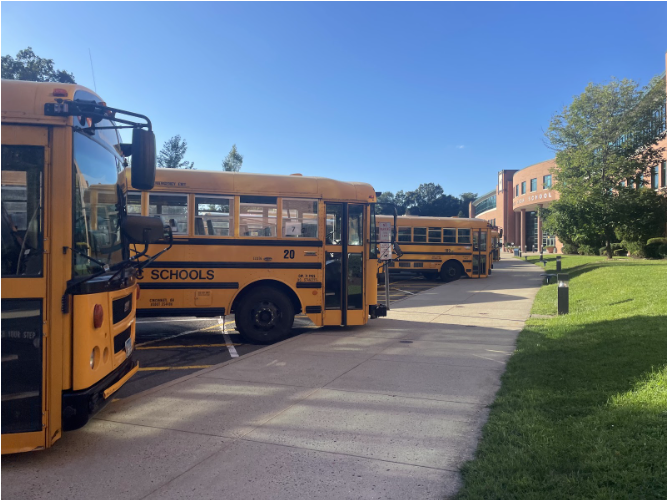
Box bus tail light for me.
[93,304,104,328]
[53,88,68,97]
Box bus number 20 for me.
[284,249,295,259]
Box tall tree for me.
[222,144,243,172]
[2,47,75,83]
[545,76,666,258]
[459,192,478,217]
[158,135,195,169]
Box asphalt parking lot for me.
[114,274,443,400]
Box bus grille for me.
[113,327,132,354]
[112,294,133,324]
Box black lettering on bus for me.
[179,270,188,280]
[207,270,214,280]
[189,270,198,280]
[151,270,159,280]
[284,249,295,259]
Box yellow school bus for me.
[129,168,392,343]
[490,226,502,262]
[2,80,162,453]
[377,215,493,281]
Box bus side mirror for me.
[393,242,403,258]
[130,129,156,190]
[122,215,166,245]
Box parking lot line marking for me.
[136,318,220,324]
[136,343,242,350]
[136,321,236,347]
[138,365,213,372]
[219,318,239,358]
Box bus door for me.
[323,203,366,326]
[1,125,48,451]
[471,229,488,278]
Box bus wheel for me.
[236,287,295,344]
[440,262,461,282]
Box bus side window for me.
[428,227,441,243]
[195,196,233,236]
[413,227,426,243]
[282,199,318,238]
[443,228,456,243]
[458,228,471,244]
[398,227,411,242]
[240,196,277,237]
[127,192,142,214]
[149,193,188,235]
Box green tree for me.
[459,192,478,217]
[158,135,195,169]
[376,191,398,214]
[222,144,243,172]
[2,47,75,83]
[615,188,667,244]
[545,76,666,258]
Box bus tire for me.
[235,287,295,344]
[440,261,461,282]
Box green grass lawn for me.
[455,255,667,500]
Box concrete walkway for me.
[2,256,543,500]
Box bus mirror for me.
[130,129,156,190]
[393,242,404,258]
[122,215,165,245]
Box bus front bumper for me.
[62,357,138,431]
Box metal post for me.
[557,273,569,315]
[556,256,561,272]
[384,262,391,311]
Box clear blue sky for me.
[2,2,666,198]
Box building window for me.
[474,194,496,214]
[521,181,526,195]
[628,178,634,189]
[543,175,552,189]
[662,161,666,188]
[651,166,659,190]
[530,178,537,192]
[515,185,518,197]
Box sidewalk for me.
[2,255,543,500]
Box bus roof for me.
[378,214,490,228]
[1,80,102,125]
[129,168,377,202]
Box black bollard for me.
[558,273,569,315]
[556,256,561,272]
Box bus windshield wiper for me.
[65,246,110,273]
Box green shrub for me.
[577,244,597,255]
[599,246,607,256]
[611,242,625,251]
[622,240,647,258]
[561,243,579,255]
[645,238,667,259]
[613,248,627,256]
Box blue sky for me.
[2,2,666,198]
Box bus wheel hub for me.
[254,302,278,328]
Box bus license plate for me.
[125,337,133,357]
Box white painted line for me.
[219,317,239,358]
[136,317,219,324]
[136,321,236,347]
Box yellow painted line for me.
[137,343,242,350]
[138,365,213,372]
